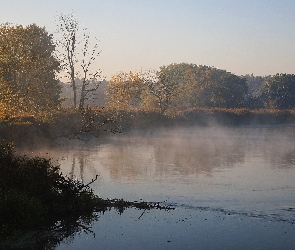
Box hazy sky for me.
[1,0,295,79]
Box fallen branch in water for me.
[96,198,174,214]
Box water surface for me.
[29,126,295,249]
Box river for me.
[26,125,295,249]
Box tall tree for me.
[78,30,102,109]
[57,13,102,110]
[57,13,78,108]
[0,23,61,118]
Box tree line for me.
[1,18,295,121]
[106,64,295,114]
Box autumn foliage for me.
[0,23,61,120]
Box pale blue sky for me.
[1,0,295,79]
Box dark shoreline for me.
[2,108,295,147]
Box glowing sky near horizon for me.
[1,0,295,79]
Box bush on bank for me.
[0,141,170,246]
[0,141,101,240]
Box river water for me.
[29,125,295,249]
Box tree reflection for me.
[60,127,295,186]
[67,150,99,183]
[152,136,245,177]
[261,140,295,169]
[95,133,246,181]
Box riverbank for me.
[2,108,295,147]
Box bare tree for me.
[79,30,102,110]
[56,13,102,109]
[57,13,78,108]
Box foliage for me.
[0,78,19,118]
[106,63,248,114]
[0,23,61,119]
[185,65,248,108]
[0,141,97,240]
[262,73,295,109]
[106,71,144,110]
[142,66,184,114]
[242,74,270,97]
[242,74,272,109]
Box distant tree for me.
[106,71,144,110]
[154,63,194,112]
[262,73,295,109]
[0,23,61,119]
[178,64,210,108]
[155,64,248,109]
[242,74,271,109]
[188,66,248,108]
[56,13,102,110]
[142,66,183,114]
[242,74,265,97]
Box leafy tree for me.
[142,66,183,114]
[0,23,61,119]
[186,66,247,108]
[154,63,194,112]
[262,73,295,109]
[177,64,209,109]
[106,71,144,110]
[57,13,102,110]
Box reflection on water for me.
[40,126,295,215]
[20,126,295,249]
[56,126,295,178]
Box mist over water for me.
[23,125,295,249]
